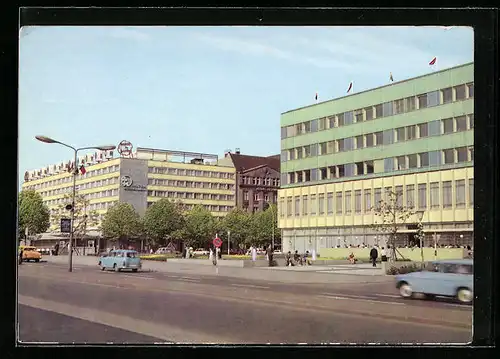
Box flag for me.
[429,56,437,66]
[315,92,318,101]
[79,165,86,175]
[390,72,394,82]
[347,81,353,93]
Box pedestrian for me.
[285,251,291,266]
[18,248,23,265]
[370,246,378,267]
[266,244,274,267]
[381,247,387,262]
[293,250,300,265]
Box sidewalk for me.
[45,255,392,284]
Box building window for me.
[338,139,345,152]
[328,116,336,128]
[442,181,452,208]
[406,96,416,112]
[455,84,467,101]
[366,134,374,147]
[429,150,442,166]
[327,141,335,154]
[456,116,467,132]
[355,135,364,149]
[395,186,403,207]
[289,149,295,160]
[442,87,453,104]
[396,127,406,142]
[375,131,383,146]
[297,172,303,182]
[344,163,356,177]
[394,99,405,114]
[366,160,374,174]
[318,117,327,131]
[418,184,427,210]
[304,170,311,182]
[418,123,428,138]
[310,194,317,215]
[289,172,295,184]
[455,180,465,208]
[337,113,344,127]
[302,195,308,215]
[304,146,311,158]
[319,142,327,155]
[443,118,454,134]
[355,162,364,175]
[355,110,363,123]
[354,190,361,214]
[304,121,311,133]
[375,104,383,118]
[345,191,352,214]
[430,182,440,209]
[444,149,455,164]
[397,156,406,170]
[426,91,439,107]
[384,158,394,172]
[467,83,474,98]
[319,194,325,215]
[319,167,328,180]
[338,165,345,178]
[287,197,292,217]
[469,146,474,161]
[344,111,354,125]
[407,125,416,140]
[296,148,303,159]
[469,179,474,207]
[336,191,343,214]
[327,192,333,214]
[408,154,418,169]
[406,184,415,208]
[294,196,300,216]
[365,107,373,121]
[374,188,382,209]
[469,114,474,128]
[457,147,468,162]
[364,189,371,213]
[382,102,393,117]
[417,94,427,109]
[420,152,429,167]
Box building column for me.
[248,189,254,212]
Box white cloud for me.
[108,27,150,42]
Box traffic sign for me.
[213,237,222,248]
[61,218,71,233]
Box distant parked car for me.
[193,248,209,256]
[98,249,142,272]
[395,259,473,303]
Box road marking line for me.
[375,294,401,298]
[180,276,199,280]
[318,295,406,306]
[231,284,270,289]
[121,274,154,280]
[165,275,179,278]
[179,279,200,283]
[322,293,374,300]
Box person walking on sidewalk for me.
[370,246,379,267]
[266,244,274,267]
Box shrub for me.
[385,263,421,275]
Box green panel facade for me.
[280,62,473,127]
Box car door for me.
[437,264,464,296]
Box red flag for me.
[389,72,394,82]
[79,165,86,175]
[429,56,437,66]
[315,92,318,101]
[347,82,353,93]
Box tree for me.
[182,204,216,248]
[142,199,185,247]
[371,189,416,261]
[18,189,50,239]
[101,203,143,243]
[52,193,99,240]
[220,208,252,249]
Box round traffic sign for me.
[213,237,222,248]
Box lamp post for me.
[35,136,115,272]
[415,210,425,268]
[271,204,275,251]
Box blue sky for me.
[18,26,474,186]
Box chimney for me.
[235,148,240,154]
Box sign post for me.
[227,230,231,255]
[213,234,222,273]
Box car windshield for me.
[24,247,37,252]
[423,263,440,272]
[126,252,137,258]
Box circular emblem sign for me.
[213,237,223,248]
[117,140,133,157]
[121,175,133,187]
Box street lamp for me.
[35,135,116,272]
[416,210,425,268]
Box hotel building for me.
[22,147,236,237]
[278,62,474,254]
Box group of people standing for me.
[284,250,311,267]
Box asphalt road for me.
[18,262,472,344]
[18,305,165,344]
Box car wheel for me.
[132,269,138,272]
[456,288,473,303]
[100,265,105,271]
[35,259,39,263]
[113,264,120,272]
[399,283,413,298]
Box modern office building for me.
[22,147,236,239]
[221,149,280,212]
[278,62,474,254]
